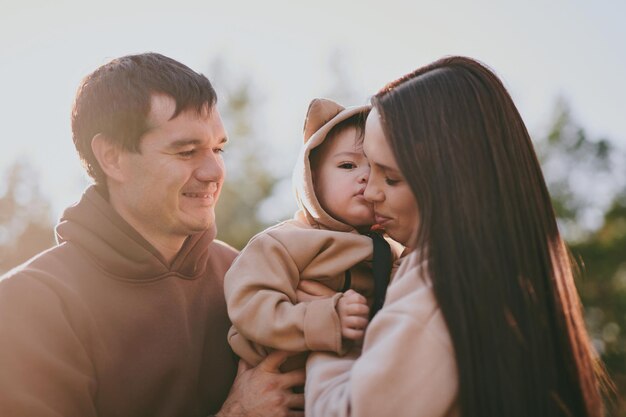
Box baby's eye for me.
[338,162,356,169]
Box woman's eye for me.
[385,178,400,186]
[338,162,356,169]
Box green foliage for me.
[536,98,619,242]
[536,100,626,410]
[210,61,280,249]
[216,150,277,249]
[571,199,626,414]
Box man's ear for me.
[91,134,125,182]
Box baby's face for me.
[312,127,375,230]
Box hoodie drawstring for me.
[366,232,392,319]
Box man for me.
[0,53,304,417]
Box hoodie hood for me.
[55,185,217,281]
[293,98,371,232]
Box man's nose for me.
[195,152,224,182]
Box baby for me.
[224,99,399,370]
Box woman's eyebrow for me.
[372,161,399,172]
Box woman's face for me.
[363,108,419,247]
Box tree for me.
[536,98,622,242]
[535,99,626,412]
[210,60,281,249]
[0,160,55,273]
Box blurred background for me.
[1,0,625,412]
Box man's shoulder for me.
[0,242,85,292]
[209,239,238,255]
[1,243,65,279]
[0,243,83,307]
[207,239,239,265]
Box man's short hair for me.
[71,52,217,185]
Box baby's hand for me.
[337,289,370,341]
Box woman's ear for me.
[91,134,125,182]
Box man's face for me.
[112,94,227,250]
[313,127,374,230]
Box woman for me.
[305,56,608,417]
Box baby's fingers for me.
[343,316,369,330]
[345,302,369,318]
[342,327,365,341]
[343,289,367,304]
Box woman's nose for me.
[364,179,383,202]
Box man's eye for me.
[213,148,225,154]
[179,150,196,157]
[338,162,356,169]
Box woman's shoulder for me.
[389,251,431,289]
[383,251,439,322]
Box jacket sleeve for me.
[224,232,344,356]
[0,273,98,417]
[305,260,459,417]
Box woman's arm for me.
[305,256,459,417]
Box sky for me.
[1,0,625,222]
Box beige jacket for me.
[224,100,401,366]
[305,251,460,417]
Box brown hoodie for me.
[0,186,238,417]
[224,100,402,367]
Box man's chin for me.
[179,216,215,235]
[193,219,214,232]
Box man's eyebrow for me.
[168,139,201,149]
[167,137,228,149]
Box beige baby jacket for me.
[224,100,401,366]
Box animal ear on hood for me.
[303,98,345,143]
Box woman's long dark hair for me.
[372,56,607,417]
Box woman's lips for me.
[371,214,391,231]
[374,214,392,226]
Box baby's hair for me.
[310,109,370,171]
[325,110,369,146]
